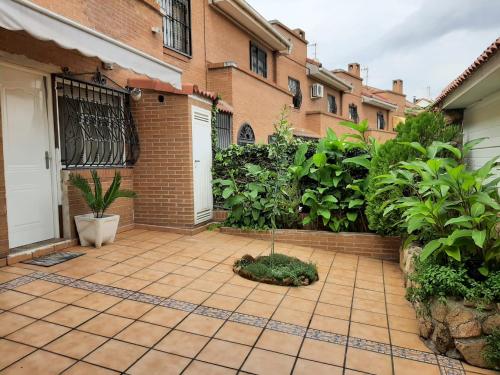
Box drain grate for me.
[22,252,84,267]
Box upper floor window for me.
[377,111,385,130]
[250,42,267,78]
[237,123,255,145]
[327,95,337,114]
[349,104,359,123]
[288,77,302,109]
[161,0,191,56]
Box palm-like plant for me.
[70,170,137,218]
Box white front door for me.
[0,65,57,248]
[191,105,213,224]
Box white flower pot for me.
[74,214,120,248]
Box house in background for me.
[434,37,500,175]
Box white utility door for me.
[191,105,213,224]
[0,65,57,248]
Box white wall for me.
[462,89,500,180]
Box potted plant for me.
[70,170,136,248]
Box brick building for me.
[0,0,406,263]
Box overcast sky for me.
[250,0,500,101]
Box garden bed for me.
[233,253,319,286]
[220,227,401,261]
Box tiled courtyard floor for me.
[0,229,496,375]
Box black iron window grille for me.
[237,123,255,145]
[250,42,267,78]
[161,0,192,56]
[216,112,232,149]
[56,75,139,169]
[288,77,302,109]
[377,111,385,130]
[328,95,337,114]
[349,104,359,124]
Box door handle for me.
[194,160,200,163]
[45,151,51,169]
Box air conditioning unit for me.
[311,83,324,98]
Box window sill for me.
[163,47,192,62]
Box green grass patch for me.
[233,253,318,286]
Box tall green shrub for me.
[366,111,461,235]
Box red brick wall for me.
[131,91,209,228]
[64,168,135,238]
[220,227,401,261]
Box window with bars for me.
[349,104,359,123]
[237,123,255,145]
[215,112,233,149]
[160,0,191,56]
[377,111,385,130]
[288,77,302,109]
[56,76,139,168]
[327,95,337,114]
[250,42,267,78]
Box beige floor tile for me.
[11,298,65,319]
[183,360,237,375]
[216,283,253,299]
[62,362,119,374]
[171,288,211,304]
[44,330,107,359]
[0,339,35,370]
[128,350,190,375]
[79,313,133,337]
[388,315,419,334]
[43,305,98,327]
[187,279,223,293]
[105,263,140,276]
[140,306,189,327]
[174,266,206,278]
[310,314,349,335]
[390,330,432,352]
[247,289,283,306]
[7,320,70,347]
[84,339,147,372]
[280,295,316,313]
[115,321,170,347]
[111,277,151,291]
[0,290,34,310]
[131,268,166,281]
[293,358,343,375]
[197,339,251,369]
[157,273,194,287]
[242,348,295,375]
[315,302,350,320]
[43,286,91,303]
[215,321,262,346]
[147,261,181,273]
[155,329,209,357]
[139,283,180,298]
[319,291,353,307]
[176,314,224,336]
[352,297,386,314]
[73,293,122,311]
[387,303,416,319]
[299,338,345,366]
[256,329,303,356]
[353,288,385,301]
[0,311,35,336]
[106,300,154,319]
[346,347,392,375]
[236,300,276,318]
[203,294,242,311]
[272,306,312,327]
[1,349,75,375]
[393,357,441,375]
[15,280,61,296]
[351,308,388,328]
[349,322,390,344]
[287,287,321,301]
[83,271,124,285]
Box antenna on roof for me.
[308,43,317,59]
[361,66,369,85]
[426,86,431,98]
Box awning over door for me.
[0,0,182,88]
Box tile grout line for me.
[341,255,360,375]
[382,260,396,375]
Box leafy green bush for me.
[377,140,500,274]
[366,111,461,235]
[234,253,318,286]
[407,260,500,308]
[483,329,500,369]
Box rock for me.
[446,304,482,338]
[418,317,434,339]
[431,322,453,353]
[241,254,255,264]
[455,337,488,368]
[430,300,449,322]
[482,314,500,335]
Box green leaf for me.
[343,155,371,169]
[346,212,358,222]
[302,216,312,225]
[348,199,364,208]
[222,187,234,199]
[472,230,486,248]
[317,208,331,220]
[420,239,442,261]
[478,266,489,277]
[471,202,485,217]
[445,247,461,261]
[444,216,472,227]
[398,141,426,155]
[312,153,327,168]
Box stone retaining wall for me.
[219,227,401,261]
[401,244,499,369]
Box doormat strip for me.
[22,252,84,267]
